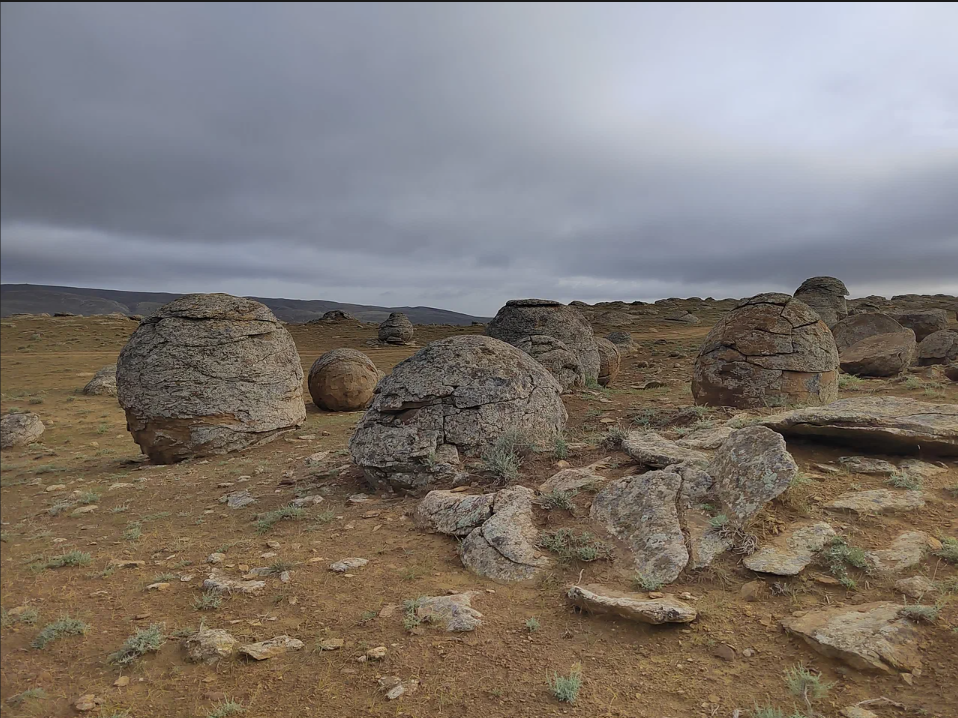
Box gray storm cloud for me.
[2,2,957,315]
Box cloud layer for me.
[2,3,957,314]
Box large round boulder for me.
[831,313,905,353]
[692,293,839,408]
[596,338,621,387]
[378,312,414,344]
[308,349,383,411]
[309,309,355,324]
[606,331,634,354]
[839,330,916,377]
[486,299,600,388]
[116,294,306,463]
[893,310,949,342]
[1,412,45,449]
[514,335,581,393]
[349,335,567,494]
[793,276,849,328]
[82,365,117,397]
[917,330,958,366]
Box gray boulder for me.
[825,489,926,514]
[831,313,905,352]
[839,330,916,377]
[378,312,414,344]
[606,331,634,354]
[761,396,958,455]
[308,348,383,411]
[413,592,483,631]
[349,336,566,494]
[415,490,495,536]
[0,412,44,449]
[116,294,305,463]
[708,426,798,527]
[917,329,958,366]
[793,276,849,328]
[514,335,582,393]
[590,470,688,585]
[82,365,117,397]
[893,309,948,342]
[692,293,839,408]
[487,299,600,386]
[663,310,701,324]
[622,430,709,469]
[595,338,621,387]
[184,626,238,664]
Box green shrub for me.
[548,664,583,703]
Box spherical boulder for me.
[349,335,567,494]
[839,330,916,377]
[116,293,306,463]
[378,312,414,344]
[309,309,356,324]
[1,412,44,449]
[596,338,621,387]
[606,331,634,354]
[831,313,905,353]
[486,299,600,388]
[514,335,581,393]
[793,276,849,328]
[692,293,839,408]
[82,365,117,397]
[894,310,949,342]
[917,330,958,366]
[308,349,383,411]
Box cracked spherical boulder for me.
[486,299,600,389]
[692,293,839,408]
[596,338,621,387]
[513,335,582,393]
[349,335,567,494]
[308,349,383,411]
[116,293,306,463]
[793,276,848,328]
[378,312,414,344]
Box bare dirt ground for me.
[1,311,956,718]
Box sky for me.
[2,2,957,316]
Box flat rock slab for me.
[894,576,937,599]
[825,489,925,514]
[622,431,708,468]
[744,523,836,575]
[761,396,958,456]
[675,424,734,450]
[708,426,798,527]
[838,456,899,476]
[219,490,256,509]
[239,635,304,660]
[567,584,696,624]
[203,570,266,595]
[415,491,495,537]
[538,459,610,494]
[781,602,922,673]
[414,592,483,631]
[867,531,937,573]
[185,627,238,664]
[330,558,368,573]
[460,486,549,582]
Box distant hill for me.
[0,284,488,325]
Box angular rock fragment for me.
[743,523,836,575]
[329,558,368,573]
[413,592,483,631]
[184,626,238,664]
[825,489,925,514]
[203,570,266,595]
[866,531,936,573]
[415,491,495,536]
[238,635,304,660]
[567,584,696,624]
[622,430,708,469]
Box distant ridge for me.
[0,284,488,326]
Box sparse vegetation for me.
[537,529,612,563]
[207,701,246,718]
[192,591,223,611]
[482,429,528,483]
[784,663,833,703]
[838,374,865,391]
[548,664,583,703]
[36,549,91,571]
[123,522,142,541]
[32,615,90,648]
[823,536,869,586]
[1,607,39,626]
[552,434,569,460]
[600,425,627,449]
[887,471,922,490]
[150,572,176,583]
[108,623,164,665]
[255,505,307,533]
[633,574,663,591]
[402,598,424,630]
[708,513,729,529]
[540,488,577,511]
[76,490,100,504]
[5,687,47,706]
[899,604,939,623]
[525,617,540,632]
[934,536,958,564]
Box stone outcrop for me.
[744,523,836,575]
[893,309,948,342]
[486,299,600,386]
[82,365,117,397]
[761,396,958,455]
[793,276,849,327]
[378,312,414,344]
[596,338,621,387]
[412,592,483,631]
[692,293,839,408]
[831,314,906,353]
[349,336,566,493]
[307,348,383,411]
[116,294,306,463]
[839,330,916,377]
[0,412,45,449]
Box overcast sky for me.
[2,3,957,315]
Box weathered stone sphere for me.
[692,293,839,408]
[116,293,306,463]
[793,276,848,328]
[1,412,44,449]
[831,313,904,352]
[82,365,117,397]
[894,310,949,342]
[596,338,621,387]
[840,330,916,377]
[378,312,414,344]
[486,299,600,388]
[514,335,581,393]
[606,331,634,354]
[917,330,958,366]
[308,349,383,411]
[349,335,567,494]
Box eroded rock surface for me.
[567,584,696,624]
[744,523,836,575]
[917,329,958,366]
[238,635,304,660]
[692,293,839,408]
[761,397,958,455]
[116,294,305,463]
[415,491,495,536]
[413,592,483,631]
[514,335,582,392]
[825,489,926,514]
[832,313,906,352]
[538,459,609,494]
[82,365,117,397]
[203,570,266,595]
[350,336,566,493]
[894,309,948,342]
[840,330,916,377]
[866,531,935,573]
[378,312,414,344]
[794,276,849,328]
[308,349,383,412]
[184,626,238,664]
[622,430,708,469]
[781,602,922,673]
[0,412,44,449]
[606,331,634,354]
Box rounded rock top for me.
[145,293,279,323]
[505,298,563,308]
[795,276,849,296]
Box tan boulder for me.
[308,348,382,411]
